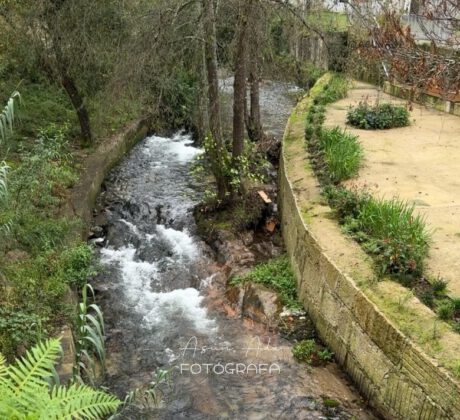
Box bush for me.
[346,102,410,130]
[319,127,363,183]
[437,301,454,321]
[58,244,95,288]
[232,256,300,309]
[292,339,316,364]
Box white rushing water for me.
[99,133,215,337]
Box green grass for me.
[231,256,301,309]
[325,187,430,277]
[319,127,363,183]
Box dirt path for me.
[324,81,460,297]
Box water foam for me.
[142,288,216,333]
[144,133,202,163]
[157,225,198,260]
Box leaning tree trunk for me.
[202,0,228,201]
[60,72,92,146]
[232,0,251,159]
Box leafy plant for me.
[231,256,300,309]
[292,339,316,364]
[319,127,363,183]
[73,284,106,383]
[0,338,120,418]
[346,102,410,129]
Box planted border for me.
[304,76,460,331]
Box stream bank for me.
[90,81,377,419]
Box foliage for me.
[0,308,45,363]
[0,338,120,419]
[292,339,316,364]
[232,256,301,309]
[305,81,362,185]
[195,136,270,202]
[292,339,333,365]
[73,284,106,383]
[346,102,410,130]
[59,244,95,289]
[325,187,430,276]
[313,74,348,106]
[437,301,455,321]
[318,127,363,183]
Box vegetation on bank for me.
[304,75,460,332]
[231,256,301,310]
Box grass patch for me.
[346,101,410,130]
[0,120,94,361]
[319,127,363,183]
[231,256,300,310]
[325,186,430,277]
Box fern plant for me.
[0,338,120,419]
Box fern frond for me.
[8,338,62,397]
[49,383,120,419]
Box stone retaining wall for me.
[68,118,150,238]
[279,91,460,419]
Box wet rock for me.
[242,282,283,325]
[250,240,283,259]
[89,225,105,238]
[226,284,245,311]
[239,230,254,246]
[279,308,316,341]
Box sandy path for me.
[324,81,460,296]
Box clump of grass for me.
[325,187,430,277]
[231,256,300,310]
[313,74,348,105]
[319,127,363,183]
[432,277,449,296]
[347,101,410,130]
[437,301,455,321]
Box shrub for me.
[319,127,363,183]
[59,244,95,288]
[232,256,300,309]
[437,301,454,321]
[346,101,410,130]
[432,277,449,295]
[292,339,316,364]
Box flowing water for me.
[93,81,375,419]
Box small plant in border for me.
[346,101,410,130]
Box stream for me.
[92,81,375,419]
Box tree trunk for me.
[232,0,251,159]
[247,62,263,142]
[202,0,228,201]
[60,72,92,146]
